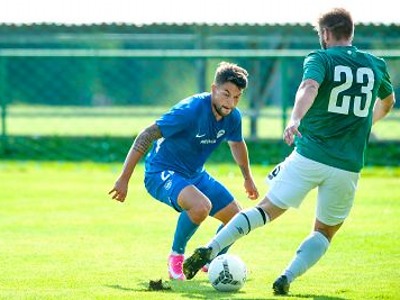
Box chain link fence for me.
[0,28,399,164]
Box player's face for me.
[211,82,243,118]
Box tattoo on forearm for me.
[133,125,162,154]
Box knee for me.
[258,196,286,221]
[314,220,343,242]
[188,200,212,224]
[315,228,335,242]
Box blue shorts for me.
[144,170,234,216]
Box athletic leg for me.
[213,223,230,256]
[183,196,286,279]
[183,153,314,280]
[168,185,212,280]
[200,208,239,272]
[208,197,285,258]
[273,221,341,295]
[274,164,359,294]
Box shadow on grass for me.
[104,284,138,292]
[106,278,267,299]
[288,294,348,300]
[105,280,349,300]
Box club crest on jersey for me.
[217,130,225,139]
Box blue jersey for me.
[145,92,243,177]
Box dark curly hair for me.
[214,61,249,90]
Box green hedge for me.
[1,136,399,167]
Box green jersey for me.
[296,46,393,172]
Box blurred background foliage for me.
[0,23,399,165]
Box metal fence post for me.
[280,57,291,158]
[196,27,206,93]
[280,57,288,134]
[0,57,7,155]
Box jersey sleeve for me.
[302,51,326,84]
[377,58,394,100]
[155,105,193,138]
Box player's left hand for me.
[244,178,259,200]
[283,120,302,146]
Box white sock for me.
[207,207,269,258]
[284,231,330,283]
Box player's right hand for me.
[108,179,128,202]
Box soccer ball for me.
[208,254,247,292]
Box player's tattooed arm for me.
[109,123,162,202]
[133,123,162,154]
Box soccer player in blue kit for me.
[109,61,259,280]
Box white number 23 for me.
[328,65,374,117]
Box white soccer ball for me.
[208,254,247,292]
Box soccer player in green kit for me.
[183,7,396,295]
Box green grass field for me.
[1,161,399,299]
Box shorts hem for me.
[267,192,291,209]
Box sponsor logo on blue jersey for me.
[197,129,226,144]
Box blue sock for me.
[171,211,199,254]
